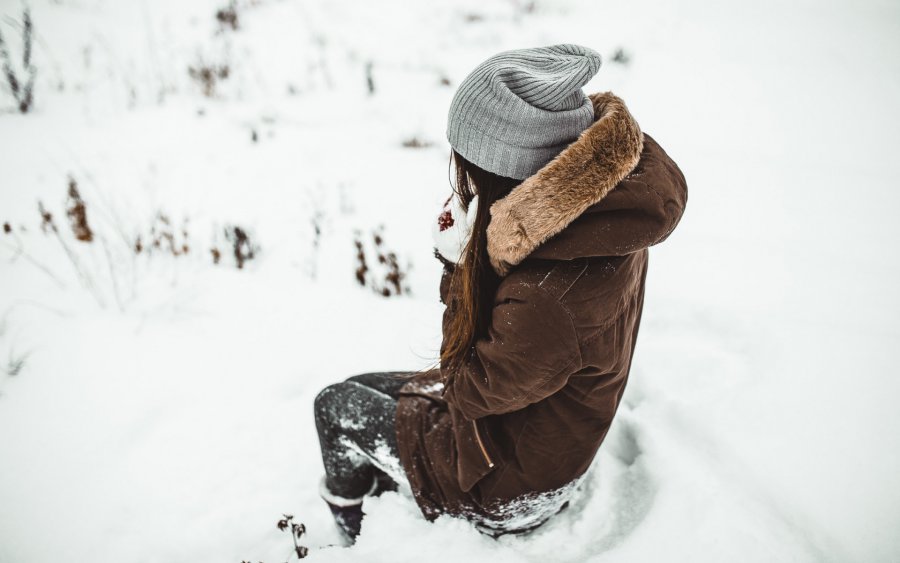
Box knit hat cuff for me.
[449,122,581,181]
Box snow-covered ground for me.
[1,0,898,561]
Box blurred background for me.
[0,0,897,561]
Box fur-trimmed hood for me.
[486,91,686,276]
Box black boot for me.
[325,502,363,542]
[371,468,399,497]
[318,476,377,543]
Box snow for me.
[0,0,898,561]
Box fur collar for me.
[486,91,644,276]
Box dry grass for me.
[0,6,36,113]
[216,1,240,32]
[65,177,94,243]
[353,226,411,297]
[4,348,29,377]
[188,59,230,97]
[135,211,190,257]
[401,136,433,149]
[224,225,258,269]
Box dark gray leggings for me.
[314,371,413,499]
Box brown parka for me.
[394,91,688,532]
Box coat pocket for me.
[449,403,498,492]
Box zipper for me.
[472,420,495,468]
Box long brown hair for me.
[440,149,522,373]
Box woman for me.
[313,43,688,542]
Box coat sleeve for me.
[440,280,582,420]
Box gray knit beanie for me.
[447,43,602,181]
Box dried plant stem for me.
[5,347,30,376]
[1,238,67,289]
[0,7,36,112]
[41,206,106,308]
[100,235,125,312]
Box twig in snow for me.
[353,226,411,297]
[0,6,36,113]
[1,238,67,289]
[100,235,126,312]
[188,57,230,97]
[364,60,374,95]
[224,224,258,269]
[4,347,30,376]
[65,177,94,243]
[276,514,309,560]
[37,200,107,308]
[401,136,433,149]
[215,1,239,31]
[611,47,631,65]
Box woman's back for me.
[397,108,687,532]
